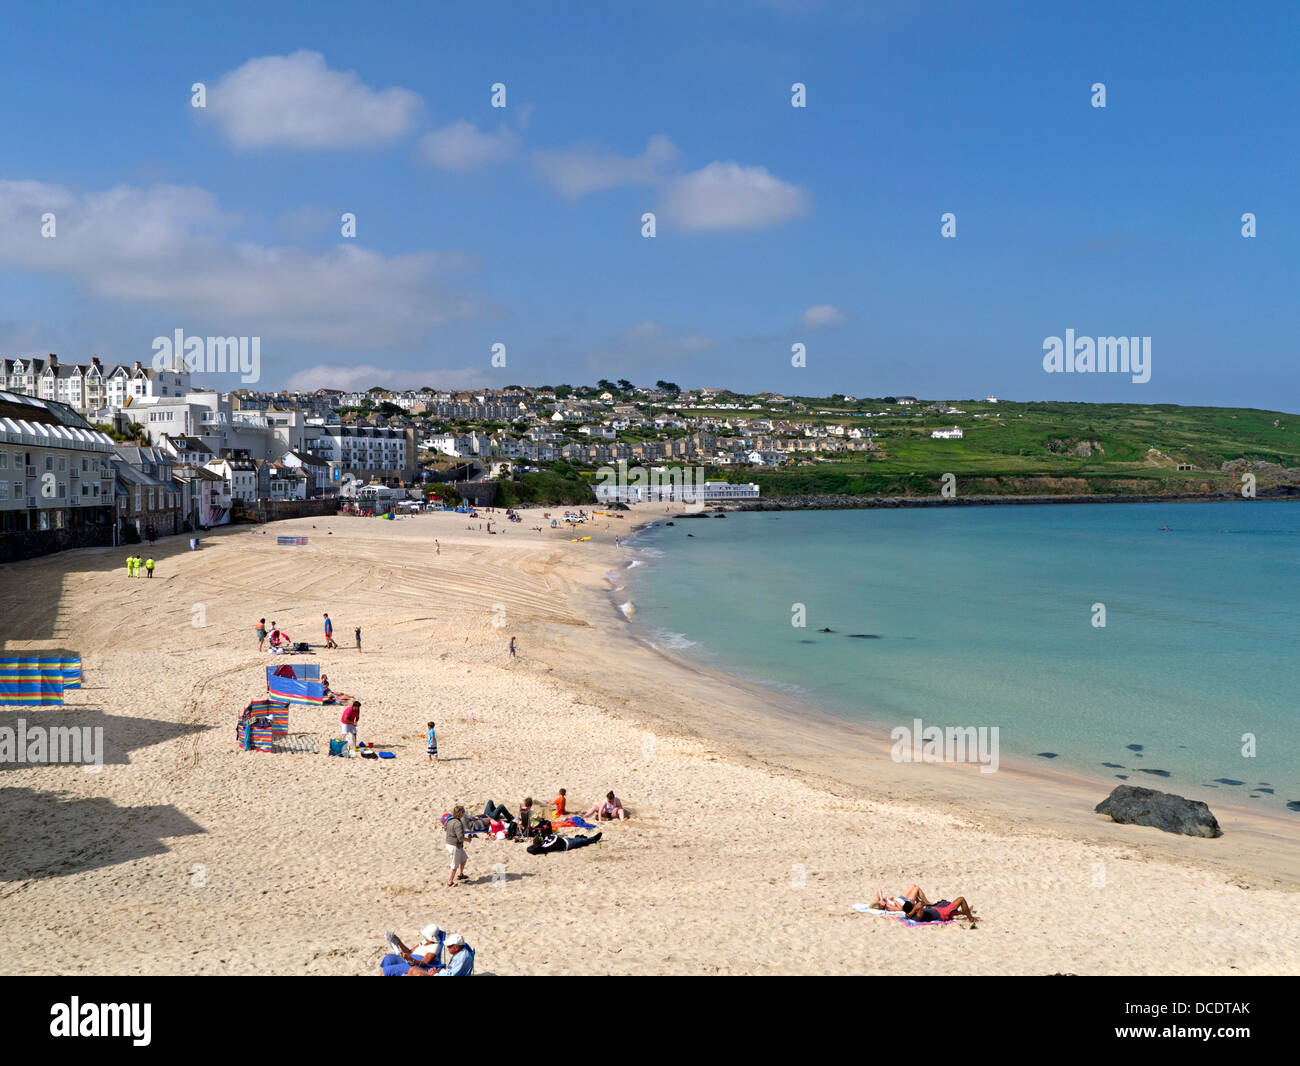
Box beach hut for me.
[237,698,290,752]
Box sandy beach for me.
[1,507,1297,975]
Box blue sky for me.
[0,0,1295,407]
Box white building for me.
[930,427,963,439]
[0,391,117,535]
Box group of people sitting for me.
[440,790,629,886]
[380,924,474,976]
[869,885,979,924]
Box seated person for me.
[552,789,568,819]
[584,791,627,822]
[526,831,602,855]
[380,925,445,975]
[518,797,548,832]
[901,896,979,924]
[406,933,474,976]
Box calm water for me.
[622,502,1300,812]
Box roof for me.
[0,391,115,450]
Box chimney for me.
[49,353,58,368]
[91,356,101,368]
[133,361,142,371]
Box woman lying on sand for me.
[870,885,931,911]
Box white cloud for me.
[659,162,809,231]
[204,51,422,150]
[681,334,717,351]
[285,364,492,391]
[621,320,665,340]
[0,179,476,347]
[800,304,845,328]
[417,122,520,171]
[533,134,678,198]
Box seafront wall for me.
[0,524,116,564]
[723,486,1300,512]
[239,498,340,523]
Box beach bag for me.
[328,739,347,757]
[360,750,378,759]
[295,642,310,652]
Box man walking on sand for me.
[323,613,338,649]
[508,636,516,660]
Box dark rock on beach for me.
[847,633,881,639]
[1095,785,1221,838]
[1126,744,1144,752]
[1287,801,1300,813]
[1213,778,1245,786]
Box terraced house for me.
[0,391,117,562]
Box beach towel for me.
[851,903,955,926]
[377,751,395,759]
[554,816,597,830]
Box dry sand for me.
[1,507,1297,975]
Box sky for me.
[0,0,1296,408]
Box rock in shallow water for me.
[1095,785,1222,838]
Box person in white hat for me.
[380,925,445,975]
[436,933,474,977]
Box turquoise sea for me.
[622,501,1300,813]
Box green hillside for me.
[708,399,1300,499]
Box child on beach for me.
[426,721,438,762]
[552,789,567,819]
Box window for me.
[0,452,6,469]
[58,482,67,499]
[45,455,53,470]
[58,457,66,471]
[0,483,7,501]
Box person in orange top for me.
[552,788,567,819]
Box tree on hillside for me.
[655,380,681,394]
[617,378,634,392]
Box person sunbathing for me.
[901,896,979,924]
[526,831,602,855]
[870,885,931,911]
